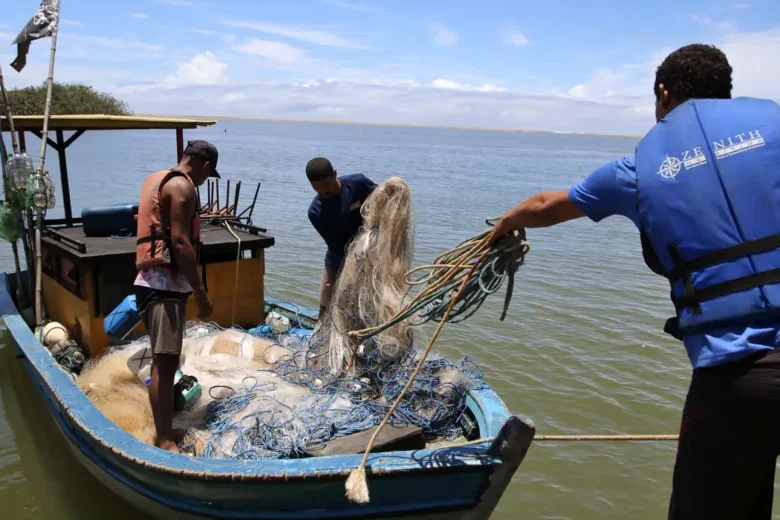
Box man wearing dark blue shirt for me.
[490,44,780,519]
[306,157,377,318]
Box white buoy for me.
[42,322,68,349]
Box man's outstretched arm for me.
[488,190,585,245]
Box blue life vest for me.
[635,97,780,340]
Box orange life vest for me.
[135,169,200,270]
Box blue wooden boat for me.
[0,115,536,519]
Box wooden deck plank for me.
[304,424,426,457]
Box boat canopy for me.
[0,114,217,226]
[1,114,216,131]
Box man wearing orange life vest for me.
[134,140,219,453]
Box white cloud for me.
[224,21,364,49]
[158,0,197,6]
[0,24,8,30]
[0,32,16,41]
[186,28,217,36]
[61,20,84,26]
[6,23,777,137]
[166,52,227,86]
[129,12,151,20]
[233,39,304,64]
[735,3,751,7]
[68,34,163,54]
[567,84,588,99]
[324,0,389,14]
[223,34,236,44]
[430,26,458,47]
[111,78,651,135]
[432,78,508,93]
[719,28,780,101]
[689,14,737,32]
[503,27,529,47]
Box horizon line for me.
[136,113,644,140]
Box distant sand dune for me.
[136,113,643,140]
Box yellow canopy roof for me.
[1,114,217,132]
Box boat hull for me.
[1,272,535,519]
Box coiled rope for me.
[345,223,528,504]
[349,219,529,342]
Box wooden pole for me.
[176,128,183,162]
[0,65,32,307]
[0,65,20,153]
[34,22,60,329]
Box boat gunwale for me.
[0,272,524,483]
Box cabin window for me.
[42,247,83,299]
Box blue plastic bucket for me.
[104,294,140,339]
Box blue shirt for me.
[568,155,780,369]
[308,173,378,269]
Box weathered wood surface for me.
[304,423,426,457]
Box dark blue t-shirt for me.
[308,173,378,268]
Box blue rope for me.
[196,339,486,459]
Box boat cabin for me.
[1,115,275,356]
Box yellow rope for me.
[535,434,678,441]
[345,237,492,503]
[222,220,241,326]
[433,434,679,450]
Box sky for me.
[1,0,779,134]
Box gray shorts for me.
[140,296,187,356]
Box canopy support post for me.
[176,128,183,163]
[55,130,73,226]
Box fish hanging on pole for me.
[10,0,60,73]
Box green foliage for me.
[7,82,132,116]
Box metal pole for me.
[56,130,72,226]
[233,181,241,216]
[35,22,60,329]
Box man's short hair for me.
[306,157,334,182]
[654,44,733,102]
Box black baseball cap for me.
[184,140,220,178]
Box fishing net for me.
[78,320,485,459]
[312,176,416,377]
[0,204,24,243]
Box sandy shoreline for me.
[137,113,643,140]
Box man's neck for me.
[174,161,193,176]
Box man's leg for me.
[143,297,186,453]
[149,353,179,452]
[668,376,778,520]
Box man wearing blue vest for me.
[490,44,780,519]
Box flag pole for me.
[34,15,59,330]
[0,65,32,309]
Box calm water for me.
[0,121,774,519]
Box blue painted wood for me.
[0,271,530,519]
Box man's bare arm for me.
[319,265,338,319]
[488,190,585,244]
[163,177,211,317]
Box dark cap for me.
[184,140,220,178]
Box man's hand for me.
[195,290,213,318]
[488,210,524,247]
